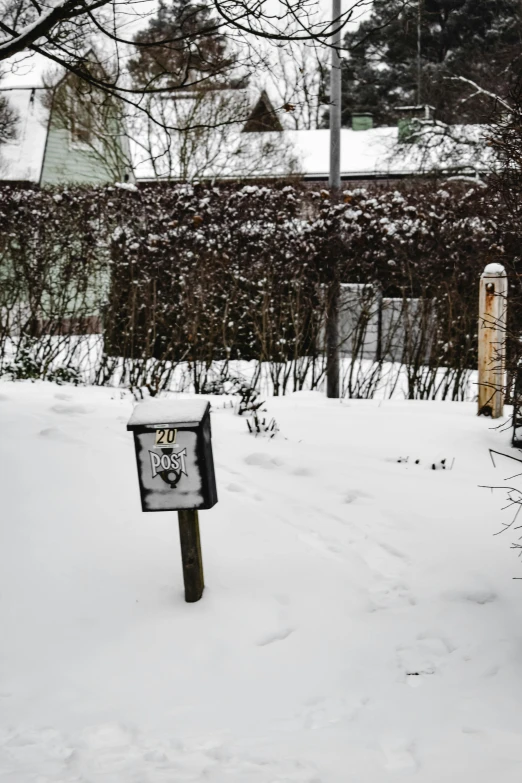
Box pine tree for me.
[129,0,238,90]
[339,0,522,126]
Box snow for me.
[445,175,487,187]
[128,398,210,428]
[483,263,506,276]
[286,126,492,180]
[292,127,402,179]
[132,124,493,182]
[0,88,49,182]
[114,181,139,192]
[1,381,522,782]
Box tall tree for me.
[0,0,375,128]
[340,0,522,126]
[129,0,238,91]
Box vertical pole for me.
[177,509,205,602]
[478,263,507,418]
[329,0,341,192]
[326,283,340,398]
[327,0,342,399]
[417,0,422,106]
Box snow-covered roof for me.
[132,123,493,183]
[290,126,491,180]
[0,88,49,182]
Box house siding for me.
[40,124,115,186]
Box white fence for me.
[338,284,435,363]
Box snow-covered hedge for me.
[0,181,517,398]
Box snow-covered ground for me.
[1,381,522,782]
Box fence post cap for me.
[482,263,506,277]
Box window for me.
[70,97,93,145]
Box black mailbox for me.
[127,399,218,512]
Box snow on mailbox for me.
[127,399,217,512]
[127,399,218,603]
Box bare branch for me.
[445,76,512,113]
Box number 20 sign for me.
[155,428,177,446]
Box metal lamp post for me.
[326,0,342,399]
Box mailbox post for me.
[127,399,218,603]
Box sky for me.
[0,0,372,89]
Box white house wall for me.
[0,88,48,182]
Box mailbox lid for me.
[127,399,210,431]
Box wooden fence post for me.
[478,263,507,418]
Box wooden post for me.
[177,509,204,602]
[478,263,507,418]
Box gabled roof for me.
[243,90,283,133]
[0,88,49,182]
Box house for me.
[0,69,131,186]
[281,122,491,183]
[130,101,492,184]
[289,107,492,183]
[0,75,291,186]
[128,87,298,183]
[0,55,491,187]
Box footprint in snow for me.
[380,738,418,772]
[54,392,73,401]
[224,482,262,501]
[360,541,408,580]
[444,588,497,605]
[39,427,81,443]
[257,627,294,646]
[291,466,314,477]
[244,452,284,469]
[226,482,245,493]
[343,489,373,504]
[298,531,343,561]
[369,581,416,612]
[0,394,10,402]
[80,721,134,751]
[2,727,74,762]
[397,636,454,686]
[300,696,369,731]
[51,403,94,415]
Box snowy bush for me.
[0,180,517,399]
